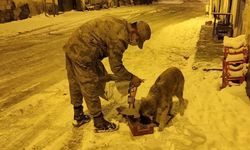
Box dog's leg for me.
[177,86,185,116]
[178,98,185,116]
[155,108,162,124]
[158,97,171,131]
[158,108,172,131]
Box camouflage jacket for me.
[64,16,133,80]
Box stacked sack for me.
[222,35,249,88]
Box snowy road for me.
[1,2,250,150]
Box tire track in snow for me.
[1,82,71,149]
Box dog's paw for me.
[180,110,184,116]
[179,104,185,116]
[158,124,164,131]
[158,127,164,132]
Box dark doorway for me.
[58,0,64,11]
[58,0,82,11]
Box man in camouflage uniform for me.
[64,16,151,132]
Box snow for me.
[1,4,250,150]
[158,0,184,4]
[225,53,245,62]
[0,11,96,37]
[223,35,248,49]
[226,46,248,53]
[228,69,247,77]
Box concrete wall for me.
[12,0,44,15]
[13,0,43,6]
[11,0,59,15]
[244,0,250,98]
[0,0,8,10]
[230,0,238,35]
[0,0,13,10]
[243,0,250,43]
[220,0,229,13]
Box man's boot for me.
[72,105,91,127]
[93,113,119,133]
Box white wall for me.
[230,0,238,30]
[224,0,229,12]
[243,0,250,43]
[0,0,10,10]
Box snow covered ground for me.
[1,2,250,150]
[158,0,184,4]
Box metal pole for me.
[44,0,48,17]
[52,0,56,17]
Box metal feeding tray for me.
[127,116,154,136]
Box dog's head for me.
[139,97,155,121]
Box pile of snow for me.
[226,46,248,53]
[225,53,245,62]
[0,11,88,37]
[223,35,248,49]
[223,35,249,80]
[228,69,247,77]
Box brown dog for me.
[139,67,185,131]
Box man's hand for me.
[131,75,144,87]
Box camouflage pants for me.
[65,54,107,117]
